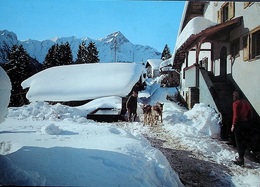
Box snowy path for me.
[115,100,260,187]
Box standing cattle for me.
[142,104,152,126]
[151,102,164,125]
[142,102,164,126]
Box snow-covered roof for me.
[160,66,175,72]
[174,16,217,52]
[22,63,144,102]
[159,57,173,69]
[146,59,162,69]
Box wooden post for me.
[195,42,202,88]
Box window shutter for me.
[217,10,221,23]
[243,34,249,61]
[229,2,235,20]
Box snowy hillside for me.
[0,30,161,63]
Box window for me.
[230,39,240,58]
[222,4,229,22]
[252,29,260,59]
[242,27,260,61]
[217,2,235,23]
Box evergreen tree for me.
[86,41,99,63]
[44,42,73,69]
[29,57,43,74]
[59,42,73,65]
[161,44,171,60]
[44,44,59,69]
[0,41,11,63]
[76,41,88,64]
[3,44,31,106]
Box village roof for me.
[159,57,173,69]
[146,59,162,69]
[22,63,144,102]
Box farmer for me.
[126,90,138,122]
[231,90,253,167]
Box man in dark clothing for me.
[231,90,253,167]
[126,90,138,122]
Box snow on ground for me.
[0,85,183,186]
[1,69,260,186]
[0,108,182,185]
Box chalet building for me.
[173,2,260,139]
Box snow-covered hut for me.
[22,63,144,104]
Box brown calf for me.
[142,104,152,126]
[142,102,164,126]
[151,102,164,125]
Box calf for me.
[151,102,164,125]
[142,104,152,126]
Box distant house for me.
[159,58,174,74]
[172,2,260,138]
[159,58,180,87]
[146,59,162,78]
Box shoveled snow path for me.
[114,102,260,187]
[115,121,232,186]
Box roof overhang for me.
[178,16,242,53]
[181,2,206,32]
[174,16,242,70]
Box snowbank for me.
[1,101,183,186]
[184,103,221,138]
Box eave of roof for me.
[174,16,242,70]
[181,2,206,32]
[178,16,242,53]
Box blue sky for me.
[0,0,185,52]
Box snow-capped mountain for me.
[0,30,161,63]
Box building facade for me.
[173,2,260,138]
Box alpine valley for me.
[0,30,161,64]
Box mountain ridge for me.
[0,30,161,63]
